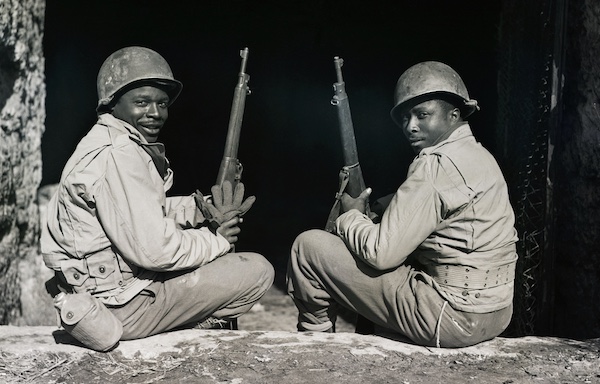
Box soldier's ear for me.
[449,107,461,121]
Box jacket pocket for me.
[87,250,123,293]
[60,259,89,287]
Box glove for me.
[211,181,256,217]
[194,190,221,222]
[194,181,256,229]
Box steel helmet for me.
[96,46,183,112]
[390,61,479,125]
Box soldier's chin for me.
[142,127,161,142]
[410,141,423,153]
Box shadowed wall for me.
[0,0,46,324]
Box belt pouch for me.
[54,292,123,352]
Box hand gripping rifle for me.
[325,56,369,232]
[215,47,251,331]
[216,47,251,187]
[325,56,375,335]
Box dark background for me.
[43,0,503,285]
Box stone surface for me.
[0,325,599,383]
[0,326,563,358]
[2,286,599,383]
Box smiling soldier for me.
[287,61,518,348]
[41,46,274,351]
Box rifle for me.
[216,47,251,187]
[325,56,375,335]
[325,56,369,232]
[215,47,251,331]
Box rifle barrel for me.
[216,48,250,185]
[334,56,344,83]
[239,47,249,75]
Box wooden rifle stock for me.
[325,56,374,335]
[325,56,369,232]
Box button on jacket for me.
[42,113,231,305]
[335,124,518,313]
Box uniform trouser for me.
[286,229,512,348]
[109,252,274,340]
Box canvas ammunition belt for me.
[428,262,516,290]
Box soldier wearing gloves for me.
[41,46,274,351]
[287,61,518,348]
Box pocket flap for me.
[60,293,94,326]
[60,259,89,287]
[87,251,116,279]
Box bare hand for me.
[217,216,243,246]
[340,187,372,214]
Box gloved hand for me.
[194,181,256,228]
[211,181,256,218]
[194,190,224,227]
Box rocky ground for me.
[1,286,599,384]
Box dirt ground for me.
[1,286,599,384]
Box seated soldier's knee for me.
[237,252,274,289]
[295,229,325,244]
[256,254,275,286]
[293,229,327,254]
[292,229,334,266]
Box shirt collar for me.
[97,113,169,178]
[97,113,149,145]
[419,123,473,156]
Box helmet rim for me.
[389,61,479,125]
[96,46,183,112]
[390,91,479,126]
[96,77,183,112]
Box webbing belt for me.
[428,262,516,290]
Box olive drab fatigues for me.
[42,113,273,340]
[287,124,518,347]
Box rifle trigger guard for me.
[331,98,339,106]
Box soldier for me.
[287,61,518,348]
[42,46,274,351]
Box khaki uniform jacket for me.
[41,114,231,305]
[335,124,518,313]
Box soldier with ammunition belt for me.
[287,61,518,347]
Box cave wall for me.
[498,0,600,339]
[0,0,46,324]
[552,0,600,338]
